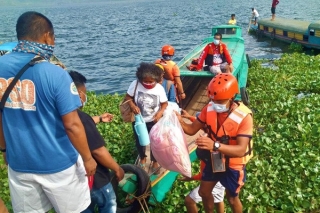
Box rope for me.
[126,182,158,213]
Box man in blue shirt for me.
[0,11,96,213]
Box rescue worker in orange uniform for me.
[188,33,233,74]
[155,45,186,102]
[176,73,253,213]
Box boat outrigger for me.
[251,17,320,50]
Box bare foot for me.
[151,162,160,174]
[152,162,159,168]
[140,157,146,164]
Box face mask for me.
[79,91,87,106]
[162,55,173,61]
[213,39,220,45]
[211,101,229,113]
[142,82,156,89]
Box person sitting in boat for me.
[155,45,186,103]
[228,14,237,25]
[188,33,233,74]
[124,63,168,174]
[251,8,259,25]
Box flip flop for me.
[139,163,146,169]
[151,167,160,175]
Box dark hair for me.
[251,8,254,11]
[231,14,235,17]
[16,11,54,40]
[136,62,163,83]
[69,71,87,87]
[214,32,222,39]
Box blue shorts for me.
[202,164,246,197]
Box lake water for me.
[0,0,319,94]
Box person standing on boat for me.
[271,0,279,21]
[176,73,253,213]
[124,63,168,174]
[0,11,97,212]
[191,33,233,74]
[228,14,237,25]
[180,110,225,213]
[156,64,176,103]
[155,45,186,103]
[69,71,124,213]
[251,8,259,25]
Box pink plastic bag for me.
[150,107,191,177]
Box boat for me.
[115,24,251,213]
[177,24,250,108]
[1,27,251,211]
[0,42,17,56]
[250,17,320,50]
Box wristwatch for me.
[213,142,220,151]
[0,147,6,153]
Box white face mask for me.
[211,101,229,113]
[213,39,220,45]
[79,91,87,107]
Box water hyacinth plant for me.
[0,52,320,212]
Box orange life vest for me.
[155,59,177,81]
[205,102,253,165]
[204,43,226,66]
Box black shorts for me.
[271,7,276,14]
[202,163,246,197]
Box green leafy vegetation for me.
[241,53,320,212]
[1,52,320,212]
[289,42,304,53]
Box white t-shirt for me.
[127,80,168,122]
[252,9,259,18]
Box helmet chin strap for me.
[227,97,236,112]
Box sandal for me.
[138,163,146,169]
[151,167,160,175]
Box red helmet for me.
[161,45,175,56]
[207,73,239,100]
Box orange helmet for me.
[161,45,175,56]
[207,73,239,100]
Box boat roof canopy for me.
[211,25,242,38]
[258,18,310,34]
[309,21,320,30]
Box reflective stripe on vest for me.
[206,102,253,165]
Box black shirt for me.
[77,110,111,189]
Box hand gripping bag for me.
[149,106,191,177]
